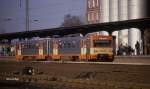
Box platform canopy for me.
[0,18,150,40]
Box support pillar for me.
[141,29,145,55]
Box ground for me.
[0,61,150,89]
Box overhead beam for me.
[0,18,150,40]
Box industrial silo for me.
[118,0,128,46]
[128,0,146,54]
[99,0,109,23]
[109,0,119,53]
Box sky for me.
[0,0,86,33]
[0,0,149,33]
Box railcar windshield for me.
[93,40,111,47]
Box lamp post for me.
[25,0,29,31]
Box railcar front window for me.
[93,40,111,47]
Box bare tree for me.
[61,14,83,27]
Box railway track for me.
[0,56,150,65]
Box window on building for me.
[96,12,99,21]
[88,0,91,8]
[88,13,90,21]
[94,12,96,21]
[91,12,94,21]
[93,0,95,7]
[96,0,99,7]
[89,13,92,21]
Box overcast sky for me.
[0,0,86,33]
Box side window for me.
[81,40,84,47]
[72,40,76,48]
[28,43,31,48]
[81,40,86,48]
[31,43,36,48]
[61,41,64,48]
[19,43,22,49]
[58,40,79,48]
[86,40,90,48]
[28,44,30,48]
[64,42,67,48]
[59,40,63,49]
[24,43,27,49]
[59,42,62,48]
[68,42,71,48]
[63,41,66,48]
[38,42,42,49]
[21,44,24,49]
[36,43,39,48]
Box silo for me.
[128,0,145,53]
[109,0,119,53]
[118,0,128,46]
[98,0,110,35]
[99,0,109,23]
[109,0,118,22]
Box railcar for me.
[16,38,52,61]
[85,34,114,61]
[52,36,83,61]
[15,34,115,61]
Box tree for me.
[61,14,83,27]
